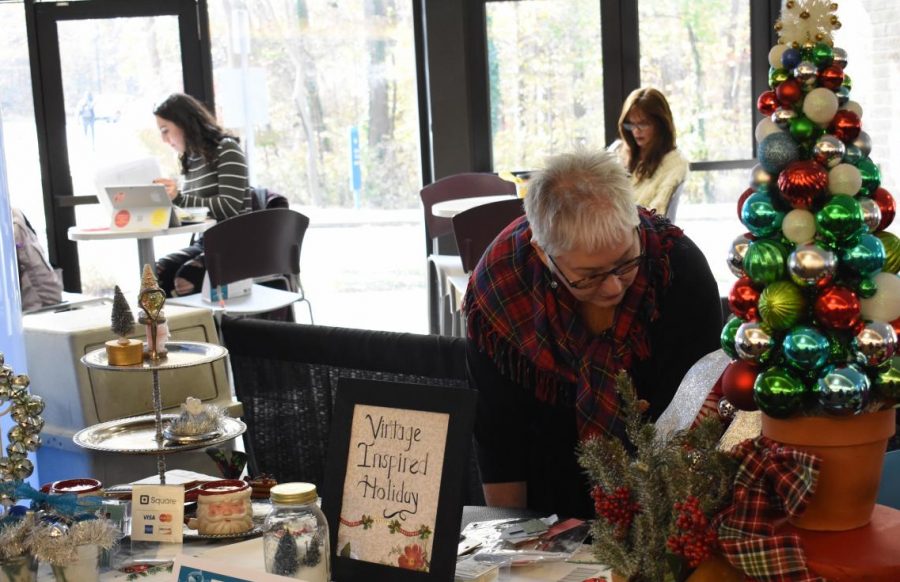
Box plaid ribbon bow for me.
[714,436,825,581]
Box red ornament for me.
[757,90,780,116]
[737,187,754,220]
[829,109,862,144]
[817,65,845,91]
[891,317,900,339]
[721,360,760,411]
[729,276,761,320]
[777,160,829,209]
[814,285,862,330]
[872,187,896,231]
[776,78,803,106]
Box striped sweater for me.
[173,137,251,220]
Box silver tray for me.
[73,414,246,454]
[81,341,227,372]
[182,525,263,541]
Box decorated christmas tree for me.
[109,285,135,340]
[722,0,900,420]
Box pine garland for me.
[577,373,738,581]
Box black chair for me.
[220,317,485,505]
[170,209,313,323]
[451,198,525,274]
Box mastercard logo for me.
[159,513,172,523]
[114,210,131,227]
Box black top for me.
[466,235,722,519]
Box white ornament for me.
[755,117,783,143]
[769,44,789,69]
[828,163,863,196]
[841,100,863,118]
[860,273,900,322]
[782,209,817,244]
[803,87,839,126]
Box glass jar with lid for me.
[263,482,330,581]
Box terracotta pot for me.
[761,408,896,531]
[685,554,747,581]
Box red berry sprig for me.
[666,496,718,568]
[591,485,641,538]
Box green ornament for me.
[754,366,808,418]
[875,231,900,274]
[812,42,834,68]
[800,46,815,62]
[759,281,806,331]
[769,67,790,88]
[841,234,886,278]
[742,192,785,238]
[789,116,817,143]
[721,316,744,359]
[842,72,852,90]
[744,239,787,285]
[857,277,878,298]
[874,356,900,402]
[856,157,881,195]
[783,326,831,371]
[815,195,865,244]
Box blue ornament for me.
[781,47,802,70]
[783,326,831,371]
[758,132,800,174]
[836,86,851,106]
[741,192,785,238]
[843,145,864,166]
[817,364,870,415]
[841,234,886,278]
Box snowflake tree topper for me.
[776,0,842,47]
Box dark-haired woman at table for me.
[463,149,721,519]
[617,87,688,216]
[152,93,251,296]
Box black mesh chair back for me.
[221,317,485,505]
[451,198,525,273]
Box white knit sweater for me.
[632,149,689,215]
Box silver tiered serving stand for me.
[73,341,245,485]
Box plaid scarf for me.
[464,208,681,441]
[714,437,823,581]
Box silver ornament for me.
[6,442,27,458]
[7,424,26,444]
[727,232,753,277]
[788,243,837,287]
[793,61,819,88]
[750,164,771,188]
[853,321,897,367]
[24,394,44,416]
[771,107,798,130]
[8,384,28,404]
[859,197,883,232]
[11,458,33,481]
[832,47,848,69]
[717,398,737,420]
[11,374,29,389]
[10,405,29,424]
[19,415,44,434]
[0,456,11,478]
[852,131,872,158]
[48,522,69,539]
[23,433,41,452]
[735,321,774,363]
[0,382,10,404]
[812,135,846,169]
[817,364,870,416]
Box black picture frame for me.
[322,377,477,582]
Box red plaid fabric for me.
[463,209,681,441]
[714,436,824,581]
[691,372,725,428]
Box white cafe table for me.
[68,221,214,272]
[431,194,518,218]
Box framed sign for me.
[322,377,477,581]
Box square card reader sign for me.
[131,485,185,543]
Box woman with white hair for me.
[463,149,721,519]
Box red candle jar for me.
[49,478,103,496]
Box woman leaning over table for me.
[463,149,721,519]
[152,93,251,297]
[618,87,689,216]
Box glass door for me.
[28,0,212,292]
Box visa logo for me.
[144,514,156,520]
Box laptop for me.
[101,185,173,232]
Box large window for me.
[485,0,604,171]
[206,0,422,209]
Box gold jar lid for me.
[270,482,317,505]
